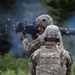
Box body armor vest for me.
[36,45,67,75]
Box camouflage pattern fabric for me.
[33,45,67,75]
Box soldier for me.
[32,25,73,75]
[19,14,53,51]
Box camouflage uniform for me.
[23,35,45,52]
[32,45,70,75]
[23,14,53,52]
[23,14,64,51]
[32,25,72,75]
[32,46,72,75]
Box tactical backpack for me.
[36,45,67,75]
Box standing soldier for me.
[32,25,73,75]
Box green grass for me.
[0,52,75,75]
[0,52,30,75]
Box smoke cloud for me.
[0,0,48,56]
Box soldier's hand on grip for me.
[18,32,26,40]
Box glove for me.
[18,32,26,40]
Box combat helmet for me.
[43,25,64,48]
[35,14,53,27]
[44,25,60,39]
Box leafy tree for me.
[42,0,75,26]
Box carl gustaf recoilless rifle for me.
[16,21,75,39]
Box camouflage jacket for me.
[23,34,64,52]
[23,35,45,52]
[32,44,73,75]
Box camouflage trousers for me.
[28,54,37,75]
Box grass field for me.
[0,52,75,75]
